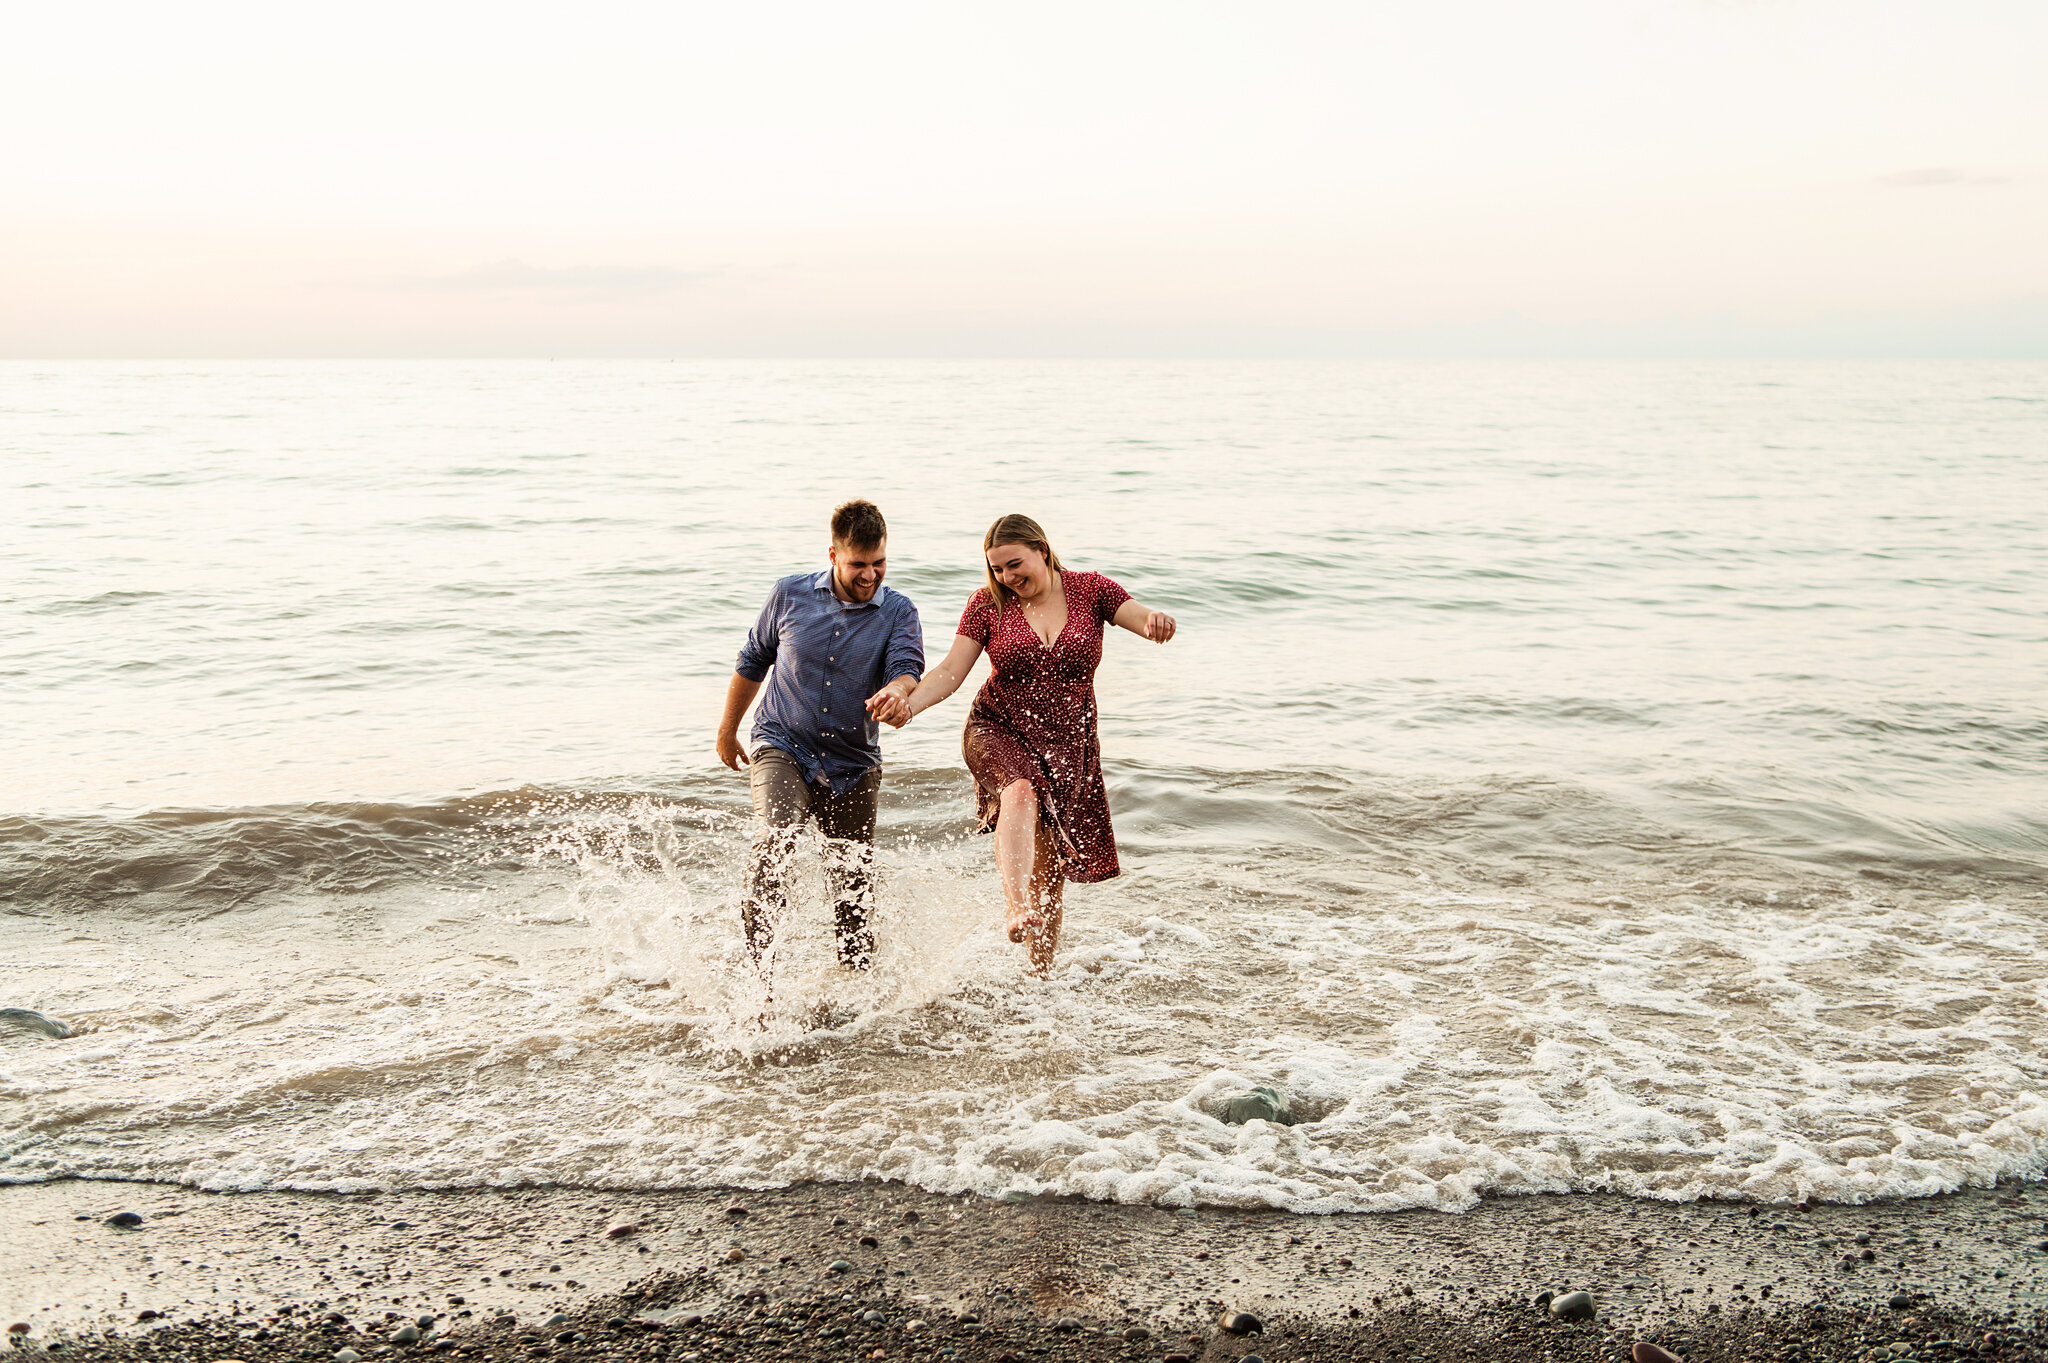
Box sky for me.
[3,0,2045,357]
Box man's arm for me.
[716,673,764,770]
[866,600,928,728]
[721,582,783,769]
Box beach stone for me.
[724,1205,748,1218]
[543,1315,568,1328]
[135,1311,161,1322]
[1123,1326,1150,1342]
[334,1351,363,1363]
[418,1317,436,1330]
[861,1311,885,1326]
[606,1222,639,1239]
[1889,1294,1913,1310]
[902,1320,925,1335]
[900,1210,920,1223]
[1633,1344,1682,1363]
[829,1260,853,1274]
[7,1325,28,1336]
[1055,1317,1082,1332]
[393,1325,421,1344]
[1533,1290,1554,1311]
[1218,1311,1264,1336]
[1551,1291,1597,1322]
[1164,1355,1192,1363]
[1856,1232,1872,1245]
[1216,1086,1295,1126]
[859,1235,879,1247]
[105,1211,144,1227]
[724,1248,746,1263]
[605,1318,628,1330]
[1243,1356,1264,1363]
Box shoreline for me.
[6,1179,2046,1359]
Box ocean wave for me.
[0,796,520,914]
[5,758,2041,920]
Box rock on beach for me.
[1550,1290,1596,1321]
[0,1008,74,1038]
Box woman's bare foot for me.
[1005,903,1043,943]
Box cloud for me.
[1877,167,2008,189]
[361,259,713,297]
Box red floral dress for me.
[956,570,1132,884]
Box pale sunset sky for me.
[4,0,2044,356]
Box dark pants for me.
[742,746,880,969]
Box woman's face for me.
[987,542,1051,599]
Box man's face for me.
[828,538,887,602]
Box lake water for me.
[3,358,2045,1211]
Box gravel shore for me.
[6,1180,2045,1362]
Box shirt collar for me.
[808,568,887,609]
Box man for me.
[715,499,923,973]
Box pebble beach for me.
[7,1179,2047,1363]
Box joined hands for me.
[865,685,913,728]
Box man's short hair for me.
[831,499,887,549]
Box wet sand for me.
[5,1180,2046,1361]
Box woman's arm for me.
[1112,598,1177,644]
[867,634,985,725]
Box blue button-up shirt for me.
[736,570,925,792]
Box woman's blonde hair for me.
[982,513,1063,617]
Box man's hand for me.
[865,675,917,728]
[716,673,764,772]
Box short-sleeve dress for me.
[956,570,1133,884]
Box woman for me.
[871,515,1176,974]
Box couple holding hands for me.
[715,500,1176,978]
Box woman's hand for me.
[1114,600,1176,644]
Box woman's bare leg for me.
[995,779,1044,943]
[1025,813,1065,976]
